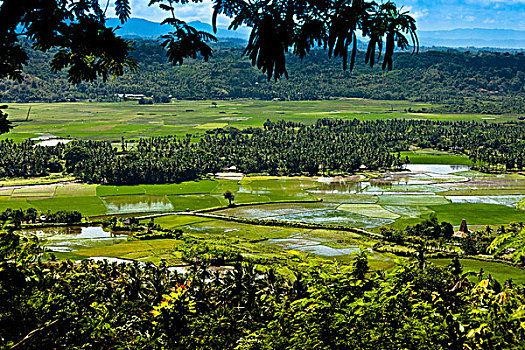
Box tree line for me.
[2,118,525,184]
[1,40,525,114]
[0,208,83,228]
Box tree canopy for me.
[0,0,417,83]
[5,42,525,113]
[0,0,417,133]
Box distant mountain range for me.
[106,18,250,40]
[107,18,525,49]
[418,29,525,49]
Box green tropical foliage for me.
[2,232,525,349]
[2,118,525,183]
[2,41,525,115]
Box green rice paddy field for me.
[431,258,525,285]
[3,100,525,281]
[3,167,525,226]
[0,99,519,142]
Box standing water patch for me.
[102,195,173,214]
[19,226,127,252]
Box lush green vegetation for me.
[2,8,525,346]
[3,174,525,348]
[2,118,525,186]
[3,230,525,349]
[0,208,82,226]
[2,41,525,114]
[431,258,525,285]
[3,100,520,143]
[399,150,474,165]
[429,203,525,226]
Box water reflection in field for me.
[271,210,395,228]
[102,195,173,214]
[19,226,127,252]
[446,195,525,207]
[309,180,364,194]
[267,237,368,256]
[403,164,470,174]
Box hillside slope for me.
[1,40,524,114]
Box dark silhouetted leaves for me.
[214,0,418,80]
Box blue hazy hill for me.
[107,18,525,49]
[106,18,250,40]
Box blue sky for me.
[104,0,525,31]
[398,0,525,30]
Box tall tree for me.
[223,190,235,206]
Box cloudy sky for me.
[104,0,525,31]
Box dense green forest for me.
[1,40,525,114]
[2,118,524,184]
[2,229,525,349]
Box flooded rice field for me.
[402,164,471,174]
[267,237,367,256]
[13,163,525,261]
[19,226,127,252]
[445,195,524,207]
[217,163,525,228]
[102,195,174,214]
[271,210,395,228]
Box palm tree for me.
[223,190,235,207]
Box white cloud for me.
[404,6,429,20]
[102,0,231,25]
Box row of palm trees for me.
[1,118,524,183]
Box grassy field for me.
[398,151,474,165]
[29,196,108,217]
[0,199,34,211]
[75,239,185,265]
[148,215,214,229]
[1,99,518,142]
[167,194,223,211]
[431,258,525,284]
[55,183,97,197]
[429,203,525,225]
[142,180,218,195]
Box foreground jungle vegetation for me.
[1,40,525,114]
[2,230,525,349]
